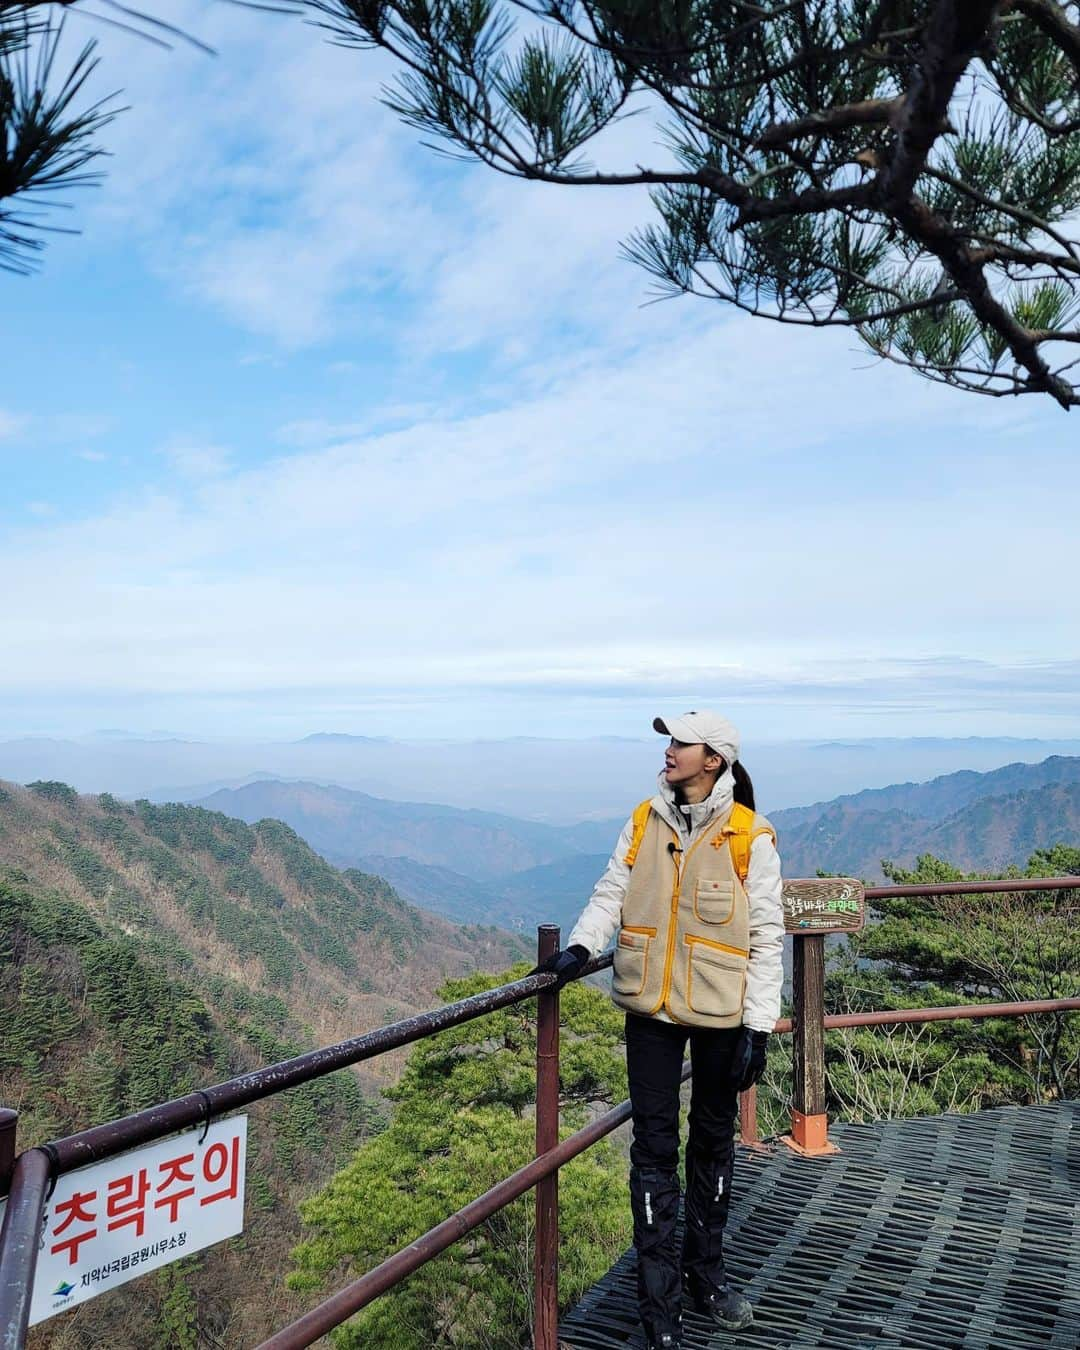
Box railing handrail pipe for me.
[774,996,1080,1033]
[863,876,1080,899]
[43,969,574,1178]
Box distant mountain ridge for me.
[774,755,1080,829]
[192,757,1080,925]
[773,758,1080,877]
[194,779,622,882]
[353,851,614,932]
[296,732,389,744]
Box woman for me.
[540,711,784,1350]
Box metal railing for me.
[1,877,1078,1349]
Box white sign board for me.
[0,1116,246,1326]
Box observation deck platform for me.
[560,1101,1080,1350]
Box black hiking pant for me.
[625,1012,740,1340]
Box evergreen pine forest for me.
[1,775,1075,1348]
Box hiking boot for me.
[645,1334,683,1350]
[684,1279,754,1331]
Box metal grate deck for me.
[559,1102,1080,1350]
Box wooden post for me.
[533,925,560,1350]
[0,1111,15,1196]
[786,933,837,1155]
[779,878,864,1157]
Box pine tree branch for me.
[1012,0,1080,80]
[878,0,1003,209]
[0,24,120,272]
[895,194,1079,406]
[969,240,1080,278]
[923,166,1080,260]
[984,57,1080,137]
[731,181,873,227]
[686,272,961,329]
[754,96,904,149]
[300,0,1080,407]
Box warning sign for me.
[0,1116,246,1326]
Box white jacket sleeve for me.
[566,815,635,957]
[742,832,785,1032]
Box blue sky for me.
[2,2,1079,745]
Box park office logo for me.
[51,1280,75,1305]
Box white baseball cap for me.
[653,710,740,765]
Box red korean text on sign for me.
[154,1153,195,1223]
[200,1136,241,1206]
[106,1168,151,1238]
[51,1190,98,1266]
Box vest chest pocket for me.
[693,878,735,925]
[685,936,747,1018]
[613,926,655,999]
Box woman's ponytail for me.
[731,760,755,810]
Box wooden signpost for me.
[782,877,866,935]
[780,878,866,1157]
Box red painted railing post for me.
[0,1147,51,1348]
[0,1112,16,1197]
[534,924,560,1350]
[738,1086,759,1147]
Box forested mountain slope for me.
[0,780,527,1052]
[4,872,375,1348]
[0,779,528,1346]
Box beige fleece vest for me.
[611,804,772,1027]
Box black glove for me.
[532,944,590,990]
[730,1028,769,1091]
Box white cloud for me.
[1,317,1075,718]
[64,5,676,356]
[0,409,26,439]
[72,9,447,345]
[160,441,231,478]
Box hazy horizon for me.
[3,729,1078,823]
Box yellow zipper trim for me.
[650,826,681,1014]
[684,934,749,959]
[652,827,714,1016]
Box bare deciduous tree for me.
[936,885,1080,1099]
[829,1020,984,1121]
